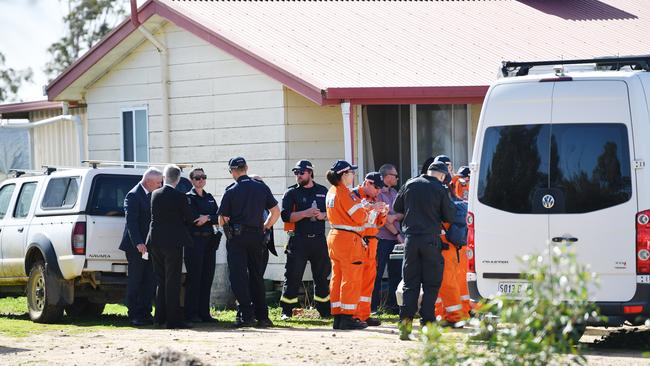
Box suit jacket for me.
[146,185,195,248]
[119,184,151,252]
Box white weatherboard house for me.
[44,0,650,280]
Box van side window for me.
[41,177,81,209]
[477,124,550,214]
[86,174,141,216]
[14,182,37,218]
[0,184,16,219]
[550,123,631,213]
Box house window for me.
[122,108,148,163]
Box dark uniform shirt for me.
[280,183,328,235]
[186,188,219,233]
[393,174,456,236]
[217,175,278,229]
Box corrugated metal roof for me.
[158,0,649,89]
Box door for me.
[0,183,17,277]
[84,174,141,262]
[473,82,554,298]
[1,181,37,277]
[549,81,636,301]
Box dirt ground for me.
[1,324,650,366]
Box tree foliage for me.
[0,52,33,103]
[44,0,127,81]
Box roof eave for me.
[323,86,489,105]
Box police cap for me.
[330,160,358,175]
[365,172,385,188]
[428,161,449,174]
[434,155,451,164]
[228,156,247,169]
[292,160,314,172]
[457,166,471,178]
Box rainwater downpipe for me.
[131,0,170,162]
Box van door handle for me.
[17,227,24,233]
[552,236,578,243]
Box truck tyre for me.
[65,298,106,317]
[26,260,64,323]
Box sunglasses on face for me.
[193,175,207,180]
[293,169,309,176]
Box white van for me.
[468,57,650,326]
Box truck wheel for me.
[65,298,106,317]
[26,260,64,323]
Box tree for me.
[0,51,33,103]
[44,0,127,81]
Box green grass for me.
[0,296,399,338]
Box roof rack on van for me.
[82,160,193,170]
[501,56,650,77]
[8,169,45,178]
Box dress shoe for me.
[166,321,193,329]
[256,318,274,328]
[339,315,368,330]
[130,318,151,327]
[234,318,256,328]
[365,317,382,326]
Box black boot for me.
[315,300,331,318]
[339,315,368,330]
[333,314,341,329]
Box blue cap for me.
[228,156,247,169]
[330,160,358,174]
[428,161,449,174]
[292,160,314,172]
[364,172,385,188]
[457,166,470,178]
[434,155,451,164]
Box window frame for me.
[40,176,81,210]
[13,181,38,219]
[0,183,17,220]
[120,106,150,166]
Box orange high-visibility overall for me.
[452,175,470,201]
[326,184,368,316]
[435,223,464,323]
[351,186,386,321]
[457,246,471,316]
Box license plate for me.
[497,281,529,295]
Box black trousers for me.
[184,236,217,320]
[280,234,331,316]
[151,245,183,326]
[226,230,268,321]
[399,234,444,322]
[124,247,156,320]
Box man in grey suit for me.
[147,165,206,329]
[120,167,162,326]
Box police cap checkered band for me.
[292,160,314,172]
[364,172,385,188]
[330,160,357,174]
[228,156,247,168]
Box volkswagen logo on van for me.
[542,194,555,209]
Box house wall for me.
[30,107,87,168]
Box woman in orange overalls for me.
[325,160,369,330]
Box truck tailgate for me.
[85,215,127,263]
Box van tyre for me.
[65,298,106,318]
[26,260,64,323]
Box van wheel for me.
[26,260,64,323]
[65,298,106,317]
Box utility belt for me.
[331,228,374,248]
[223,223,263,240]
[191,231,214,237]
[292,232,325,239]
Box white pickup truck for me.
[0,167,167,323]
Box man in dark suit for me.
[147,164,205,329]
[120,168,163,326]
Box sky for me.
[0,0,146,103]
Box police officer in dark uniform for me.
[279,160,331,320]
[184,167,221,323]
[217,157,280,328]
[394,161,456,340]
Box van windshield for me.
[478,123,632,214]
[87,175,141,216]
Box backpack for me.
[445,200,468,247]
